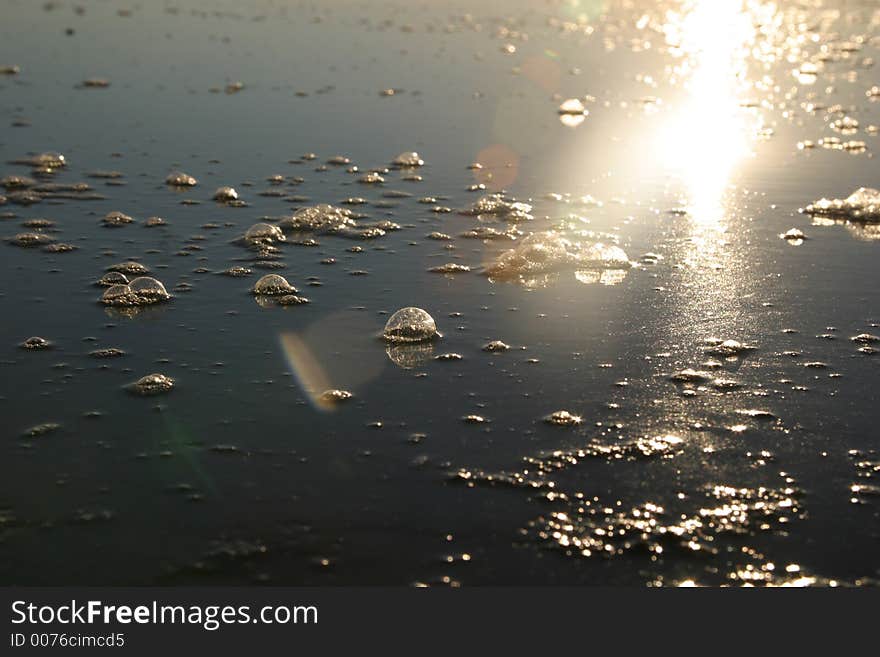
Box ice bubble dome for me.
[100,277,170,306]
[252,273,296,295]
[382,307,439,343]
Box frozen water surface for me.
[0,0,878,587]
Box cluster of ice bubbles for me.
[277,204,394,239]
[460,193,534,222]
[100,277,170,306]
[804,187,880,222]
[484,231,631,286]
[281,204,356,233]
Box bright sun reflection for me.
[655,0,760,227]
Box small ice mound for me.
[544,410,582,426]
[484,231,631,283]
[8,232,53,247]
[166,171,198,187]
[392,151,425,168]
[252,273,297,295]
[804,187,880,222]
[383,307,438,343]
[482,340,510,352]
[213,186,239,202]
[460,193,534,222]
[222,266,252,278]
[89,347,126,358]
[668,368,713,384]
[0,175,35,189]
[43,243,76,253]
[102,210,134,227]
[703,338,755,358]
[19,336,52,350]
[277,294,310,306]
[81,78,110,88]
[100,277,170,306]
[127,373,174,396]
[243,222,285,244]
[32,152,67,169]
[320,389,353,404]
[22,422,61,438]
[780,228,807,244]
[428,263,471,274]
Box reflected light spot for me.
[654,0,761,227]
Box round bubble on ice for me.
[383,307,438,343]
[252,273,296,295]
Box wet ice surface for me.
[1,0,879,586]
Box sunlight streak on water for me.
[656,0,762,229]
